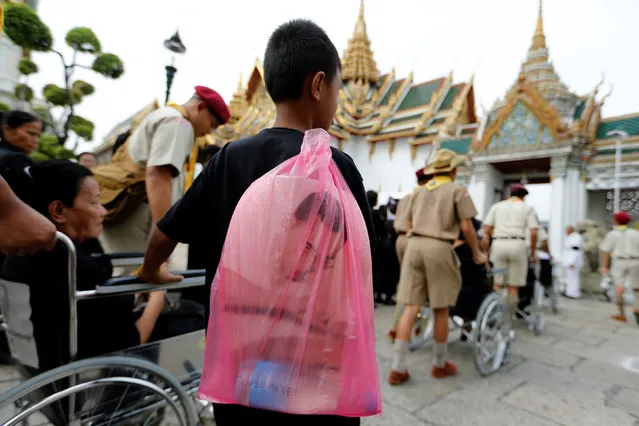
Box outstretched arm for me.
[0,176,57,255]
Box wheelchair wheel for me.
[409,307,433,352]
[0,356,197,426]
[472,293,508,376]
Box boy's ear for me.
[311,71,326,101]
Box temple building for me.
[93,0,639,255]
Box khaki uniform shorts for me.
[611,259,639,290]
[397,237,461,309]
[490,239,528,287]
[396,234,409,266]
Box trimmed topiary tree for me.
[3,3,124,146]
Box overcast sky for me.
[26,0,639,152]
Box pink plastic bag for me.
[198,129,381,416]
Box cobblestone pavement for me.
[366,297,639,426]
[1,297,638,425]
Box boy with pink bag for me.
[140,19,380,425]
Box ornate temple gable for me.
[475,73,569,152]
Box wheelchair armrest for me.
[83,274,206,299]
[100,252,146,267]
[101,269,206,287]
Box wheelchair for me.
[408,256,512,376]
[0,232,210,425]
[516,258,557,334]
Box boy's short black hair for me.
[264,19,341,102]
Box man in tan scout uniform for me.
[387,167,430,341]
[389,149,485,384]
[600,211,639,325]
[99,86,230,273]
[483,183,539,320]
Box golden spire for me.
[530,0,546,51]
[229,73,247,122]
[341,0,379,84]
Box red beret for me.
[195,86,230,125]
[614,211,631,225]
[510,183,529,196]
[415,168,426,179]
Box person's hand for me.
[569,264,575,270]
[0,202,57,256]
[600,266,609,276]
[473,251,487,265]
[137,263,183,284]
[529,254,539,264]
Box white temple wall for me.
[0,33,21,108]
[467,164,504,220]
[332,136,433,205]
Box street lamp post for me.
[163,31,186,105]
[606,129,628,213]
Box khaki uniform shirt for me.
[484,200,539,238]
[408,181,477,242]
[393,193,411,233]
[128,107,194,203]
[600,228,639,259]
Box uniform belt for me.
[494,237,525,240]
[410,233,454,245]
[571,246,581,251]
[615,257,639,260]
[397,231,407,236]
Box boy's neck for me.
[273,102,317,133]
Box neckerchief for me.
[425,175,451,192]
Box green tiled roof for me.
[441,137,472,154]
[398,79,442,111]
[596,114,639,139]
[573,100,586,120]
[439,85,463,110]
[379,81,403,106]
[388,113,422,126]
[596,147,639,155]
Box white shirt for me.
[562,232,584,268]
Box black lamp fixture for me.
[163,30,187,105]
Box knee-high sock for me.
[617,290,626,317]
[391,340,409,372]
[508,293,519,320]
[433,341,447,368]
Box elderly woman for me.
[1,160,204,365]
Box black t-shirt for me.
[158,128,376,314]
[1,239,140,370]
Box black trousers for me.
[213,404,360,425]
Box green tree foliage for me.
[3,4,52,51]
[70,115,95,141]
[31,134,76,161]
[65,27,101,53]
[14,84,34,102]
[0,103,10,113]
[18,58,39,76]
[3,4,125,145]
[92,53,125,79]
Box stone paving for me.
[1,296,638,425]
[365,297,639,426]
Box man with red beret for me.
[100,86,230,275]
[600,211,639,324]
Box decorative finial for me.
[341,0,379,84]
[530,0,546,51]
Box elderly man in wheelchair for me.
[0,161,209,425]
[407,218,513,376]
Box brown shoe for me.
[388,370,410,385]
[611,314,627,323]
[432,361,457,379]
[387,330,397,343]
